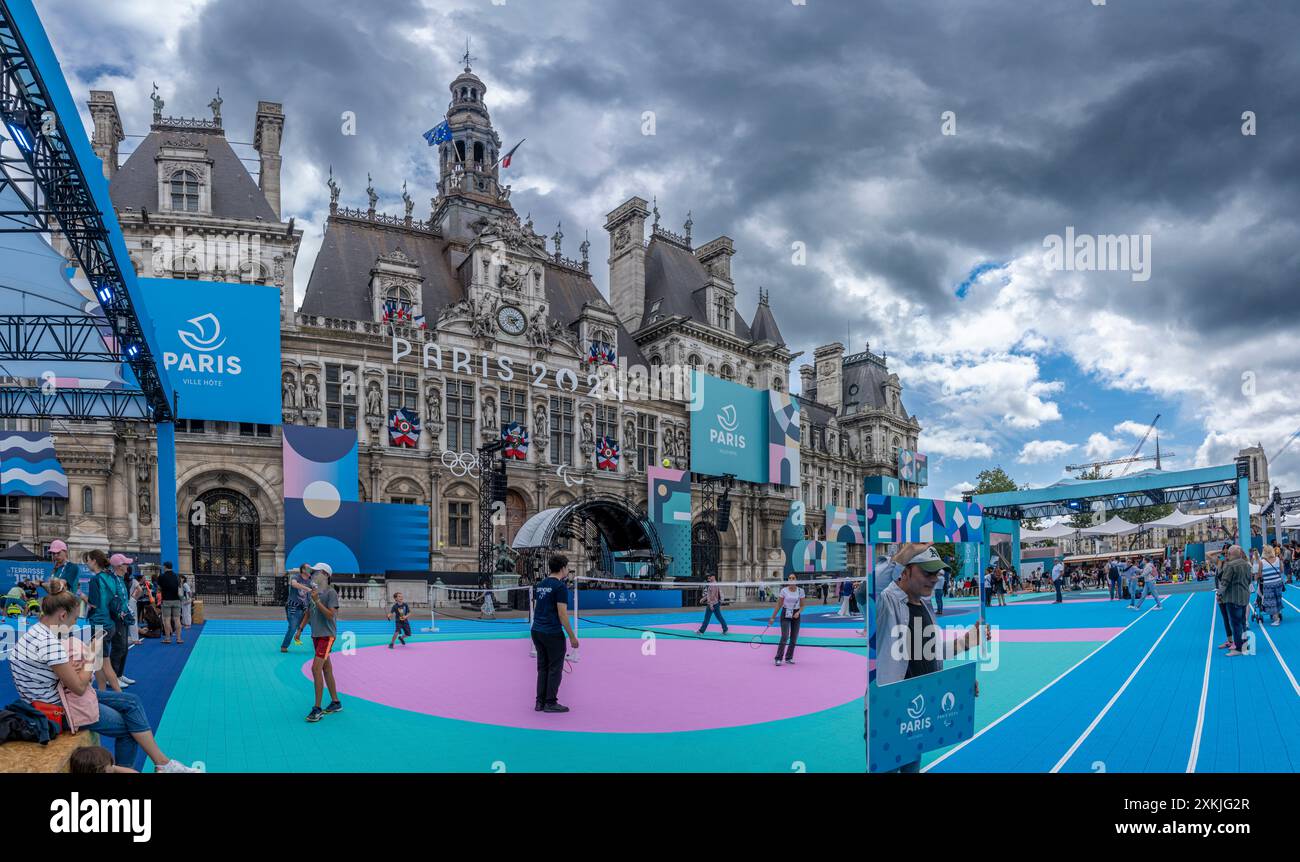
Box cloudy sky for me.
[41,0,1300,499]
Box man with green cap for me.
[872,542,990,772]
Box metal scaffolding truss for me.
[0,0,171,421]
[983,480,1239,522]
[0,385,148,419]
[0,313,125,361]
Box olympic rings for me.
[441,450,485,478]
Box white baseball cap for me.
[901,547,945,574]
[311,562,333,576]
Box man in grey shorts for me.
[156,561,185,645]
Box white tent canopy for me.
[1080,515,1141,537]
[1020,522,1078,542]
[1144,508,1212,529]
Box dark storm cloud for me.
[52,0,1300,354]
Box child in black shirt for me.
[388,592,411,648]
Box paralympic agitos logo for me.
[163,312,242,376]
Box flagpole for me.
[490,138,525,171]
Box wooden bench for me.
[0,730,99,773]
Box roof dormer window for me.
[170,170,200,212]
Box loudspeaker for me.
[716,496,732,533]
[490,464,508,503]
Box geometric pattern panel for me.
[647,465,692,580]
[866,494,984,544]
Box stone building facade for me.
[2,62,924,582]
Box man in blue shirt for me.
[531,554,579,713]
[281,564,313,653]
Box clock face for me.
[497,304,527,335]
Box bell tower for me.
[431,46,515,241]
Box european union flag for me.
[423,120,452,146]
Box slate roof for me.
[642,238,752,339]
[299,216,462,320]
[111,127,278,222]
[749,297,785,345]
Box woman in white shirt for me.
[180,575,194,628]
[767,574,805,666]
[10,590,197,772]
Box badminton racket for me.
[750,622,773,648]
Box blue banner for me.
[0,559,54,594]
[869,662,977,772]
[577,589,682,610]
[689,371,768,483]
[140,278,281,423]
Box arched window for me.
[687,353,702,368]
[473,141,485,165]
[470,88,477,100]
[81,486,93,514]
[382,285,415,323]
[772,377,783,392]
[720,364,733,381]
[170,170,199,212]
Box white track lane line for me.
[1254,614,1300,697]
[1284,597,1300,615]
[1186,595,1219,773]
[1050,593,1195,773]
[922,600,1163,773]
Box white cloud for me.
[918,425,995,459]
[944,480,976,499]
[1017,439,1076,463]
[1114,419,1160,438]
[1084,432,1124,461]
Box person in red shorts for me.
[304,563,342,723]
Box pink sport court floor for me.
[37,586,1296,772]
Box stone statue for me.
[684,210,693,241]
[138,487,152,521]
[663,427,676,457]
[365,382,383,417]
[551,222,563,258]
[366,173,378,211]
[526,309,551,347]
[624,417,636,451]
[499,264,524,291]
[652,196,660,230]
[327,166,340,208]
[402,180,413,220]
[493,540,516,574]
[281,372,298,407]
[580,413,594,449]
[426,385,442,425]
[303,376,319,409]
[579,233,590,266]
[150,83,164,121]
[209,88,223,123]
[482,396,497,430]
[533,403,547,433]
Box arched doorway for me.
[504,489,528,545]
[692,521,720,579]
[189,488,261,576]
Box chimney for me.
[604,196,649,331]
[814,342,844,414]
[695,236,734,282]
[799,364,816,399]
[87,91,124,180]
[254,101,284,219]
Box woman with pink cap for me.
[47,539,82,606]
[108,553,138,685]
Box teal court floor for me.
[4,586,1295,772]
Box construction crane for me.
[1065,414,1173,474]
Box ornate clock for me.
[497,304,527,335]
